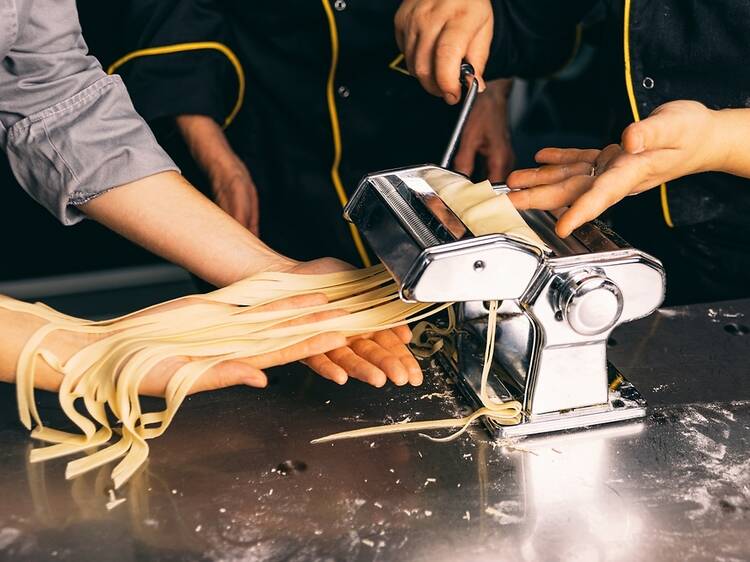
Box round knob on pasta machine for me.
[557,271,623,336]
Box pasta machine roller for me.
[343,167,665,437]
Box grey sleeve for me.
[0,0,178,225]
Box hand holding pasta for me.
[280,258,421,387]
[1,267,445,488]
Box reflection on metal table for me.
[0,295,749,562]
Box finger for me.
[486,150,509,183]
[240,332,347,370]
[465,18,493,86]
[434,21,478,104]
[592,143,625,173]
[190,360,267,394]
[303,354,348,385]
[508,175,595,211]
[453,129,482,177]
[327,346,388,388]
[349,338,409,386]
[506,167,537,189]
[497,146,516,183]
[372,330,422,386]
[507,161,593,188]
[535,147,601,165]
[556,156,646,237]
[413,24,445,98]
[390,324,412,344]
[483,127,515,182]
[394,20,405,54]
[393,2,414,53]
[507,162,589,189]
[622,112,683,154]
[248,179,260,236]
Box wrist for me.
[711,108,745,176]
[176,114,246,184]
[208,157,250,191]
[222,249,299,285]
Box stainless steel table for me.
[1,297,749,562]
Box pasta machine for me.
[343,165,664,437]
[342,65,665,438]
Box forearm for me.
[714,108,750,179]
[80,171,294,287]
[176,114,245,183]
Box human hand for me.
[395,0,493,104]
[282,258,423,388]
[137,293,348,396]
[506,101,725,237]
[175,114,260,234]
[453,78,515,182]
[1,292,346,396]
[211,161,260,235]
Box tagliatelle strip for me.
[7,177,535,486]
[8,267,449,488]
[311,299,523,444]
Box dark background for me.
[1,2,613,283]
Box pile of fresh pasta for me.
[6,179,542,487]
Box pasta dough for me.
[7,268,446,488]
[7,176,537,485]
[433,178,548,250]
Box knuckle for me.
[414,66,431,81]
[435,41,462,58]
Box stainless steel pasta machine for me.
[342,65,665,437]
[344,165,664,437]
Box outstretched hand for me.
[138,293,349,396]
[283,258,423,388]
[506,101,727,237]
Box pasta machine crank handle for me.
[440,62,480,169]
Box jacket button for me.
[334,0,347,10]
[642,77,655,90]
[337,85,350,99]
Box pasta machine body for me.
[344,164,666,437]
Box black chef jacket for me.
[487,0,750,304]
[114,1,573,267]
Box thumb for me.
[465,20,493,92]
[622,110,681,155]
[190,360,268,394]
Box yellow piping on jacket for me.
[388,53,410,76]
[321,0,372,267]
[107,41,245,129]
[624,0,673,228]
